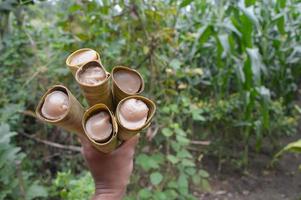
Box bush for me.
[0,0,300,199]
[0,124,48,200]
[51,170,94,200]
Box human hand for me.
[79,135,139,200]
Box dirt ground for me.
[198,135,301,200]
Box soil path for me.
[199,134,301,200]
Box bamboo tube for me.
[111,66,145,105]
[75,60,113,110]
[82,104,118,153]
[66,48,101,76]
[35,85,85,136]
[116,95,156,141]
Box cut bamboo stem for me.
[35,85,85,136]
[111,66,145,106]
[66,48,101,76]
[116,95,156,140]
[82,104,118,153]
[75,60,113,110]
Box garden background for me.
[0,0,301,199]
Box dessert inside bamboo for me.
[112,66,145,104]
[35,85,85,135]
[116,95,156,140]
[69,49,97,66]
[85,111,113,142]
[118,98,149,129]
[66,48,100,76]
[75,61,113,109]
[41,91,69,120]
[77,64,106,86]
[113,69,142,94]
[82,104,118,153]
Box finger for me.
[116,134,140,153]
[78,134,93,148]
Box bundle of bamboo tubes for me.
[35,48,156,153]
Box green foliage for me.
[276,139,301,156]
[51,170,94,200]
[274,139,301,170]
[150,172,163,185]
[0,124,23,199]
[0,0,300,199]
[0,124,48,200]
[177,0,301,165]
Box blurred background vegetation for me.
[0,0,300,199]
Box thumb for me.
[116,134,140,152]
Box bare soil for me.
[198,135,301,200]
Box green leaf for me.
[199,169,209,178]
[218,34,230,55]
[277,0,286,8]
[68,4,81,12]
[258,86,270,100]
[294,105,301,114]
[138,189,152,198]
[236,63,245,83]
[177,173,188,194]
[176,135,190,145]
[162,127,173,137]
[167,155,179,164]
[154,192,168,199]
[274,140,301,159]
[150,172,163,185]
[276,15,285,35]
[218,20,241,37]
[178,149,193,158]
[181,159,195,167]
[136,154,160,171]
[190,25,212,58]
[185,167,196,176]
[238,3,259,26]
[201,179,211,191]
[170,59,181,70]
[287,46,301,64]
[192,109,205,121]
[180,0,193,8]
[192,175,201,185]
[283,140,301,153]
[164,189,178,199]
[245,0,256,6]
[26,184,48,200]
[246,48,265,84]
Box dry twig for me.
[20,132,81,152]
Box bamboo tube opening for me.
[75,61,108,87]
[82,104,118,153]
[112,66,145,105]
[75,61,113,110]
[116,95,156,140]
[35,85,85,135]
[66,48,101,76]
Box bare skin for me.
[79,135,139,200]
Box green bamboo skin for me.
[35,85,85,136]
[111,66,145,106]
[82,104,118,153]
[66,48,101,76]
[116,95,156,141]
[75,60,113,110]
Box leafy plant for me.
[177,0,301,165]
[51,170,94,200]
[0,0,300,199]
[274,139,301,170]
[0,123,48,200]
